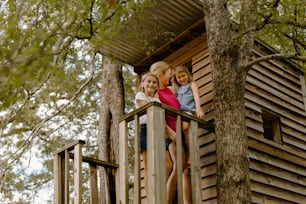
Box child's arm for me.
[136,99,149,106]
[190,82,204,118]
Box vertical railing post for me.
[189,120,202,204]
[118,120,129,204]
[89,164,98,204]
[176,115,184,204]
[54,154,62,204]
[133,115,141,204]
[64,150,69,204]
[147,104,167,204]
[74,143,83,204]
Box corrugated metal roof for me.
[99,0,205,69]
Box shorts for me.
[140,124,171,152]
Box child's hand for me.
[196,108,204,119]
[168,130,176,142]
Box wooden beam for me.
[74,143,82,204]
[118,120,129,204]
[147,105,167,204]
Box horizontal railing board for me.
[53,140,85,155]
[68,153,119,169]
[120,102,214,131]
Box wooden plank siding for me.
[155,33,306,203]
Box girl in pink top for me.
[150,61,191,204]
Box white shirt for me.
[135,92,161,124]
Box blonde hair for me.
[173,65,193,86]
[138,73,159,93]
[150,61,171,77]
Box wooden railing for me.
[53,140,119,204]
[119,102,214,204]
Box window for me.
[262,111,282,144]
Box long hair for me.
[138,73,159,94]
[150,61,171,77]
[173,65,193,86]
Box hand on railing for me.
[166,126,177,143]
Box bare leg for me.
[167,142,177,204]
[182,121,190,165]
[166,151,173,179]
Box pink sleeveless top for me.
[158,87,180,131]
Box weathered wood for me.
[189,121,201,204]
[64,150,69,204]
[248,68,303,100]
[164,34,207,66]
[192,48,209,66]
[201,175,217,189]
[250,181,306,203]
[300,75,306,113]
[245,90,305,120]
[53,154,61,204]
[193,64,211,81]
[53,140,85,155]
[133,114,141,204]
[74,143,82,204]
[246,75,304,111]
[175,115,184,204]
[248,135,306,168]
[118,120,128,204]
[89,165,98,204]
[249,151,306,180]
[146,105,167,204]
[201,187,217,201]
[250,170,306,196]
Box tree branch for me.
[245,53,306,69]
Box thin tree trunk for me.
[202,0,255,203]
[98,56,124,204]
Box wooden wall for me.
[246,44,306,203]
[161,33,306,203]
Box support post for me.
[189,120,202,204]
[147,105,167,204]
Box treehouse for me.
[53,1,306,203]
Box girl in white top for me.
[135,73,161,194]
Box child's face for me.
[142,76,159,96]
[175,71,189,86]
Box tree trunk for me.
[202,0,256,203]
[98,56,124,204]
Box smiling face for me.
[141,75,159,97]
[175,71,189,86]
